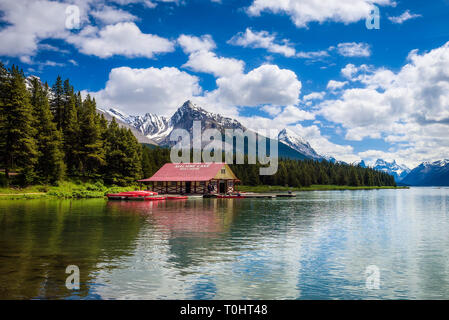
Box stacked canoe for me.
[106,191,164,201]
[106,191,190,201]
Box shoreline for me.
[0,184,409,200]
[238,185,409,193]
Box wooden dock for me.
[204,193,296,199]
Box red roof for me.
[139,163,227,182]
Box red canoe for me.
[106,191,158,198]
[143,196,166,201]
[166,196,189,200]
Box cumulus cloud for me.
[228,28,333,61]
[303,92,325,101]
[178,34,244,77]
[335,42,371,57]
[178,34,216,53]
[90,5,138,24]
[0,0,70,60]
[289,124,358,162]
[67,22,174,58]
[327,80,348,91]
[388,10,422,24]
[296,50,329,60]
[208,64,301,107]
[247,0,393,28]
[91,66,202,116]
[0,0,173,61]
[178,35,302,110]
[317,42,449,166]
[228,28,296,57]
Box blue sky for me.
[1,0,449,167]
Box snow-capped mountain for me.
[97,109,158,145]
[101,101,245,146]
[99,100,315,160]
[278,128,321,160]
[99,108,172,143]
[373,159,410,182]
[401,160,449,186]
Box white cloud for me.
[317,42,449,166]
[228,28,332,61]
[262,105,282,116]
[296,50,329,60]
[247,0,394,28]
[205,64,302,108]
[178,34,244,77]
[389,10,422,24]
[336,42,371,57]
[239,106,314,132]
[90,5,138,24]
[91,66,202,116]
[178,34,216,53]
[182,51,245,78]
[228,28,296,57]
[0,0,70,60]
[0,1,173,61]
[67,22,174,58]
[303,92,325,101]
[327,80,348,91]
[178,35,302,110]
[289,124,358,162]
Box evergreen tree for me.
[29,78,66,183]
[51,76,64,130]
[348,167,360,186]
[0,66,38,185]
[78,95,105,177]
[104,119,143,185]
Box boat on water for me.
[106,191,191,201]
[106,191,162,201]
[166,196,189,200]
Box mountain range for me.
[99,100,319,160]
[372,159,411,183]
[98,100,449,186]
[401,160,449,186]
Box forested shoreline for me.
[0,63,166,187]
[0,62,396,190]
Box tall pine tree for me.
[0,66,38,185]
[29,77,65,183]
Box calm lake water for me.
[1,187,449,299]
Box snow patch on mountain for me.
[373,159,410,182]
[278,128,321,160]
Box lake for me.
[1,187,449,299]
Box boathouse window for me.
[199,181,205,186]
[170,181,176,186]
[157,181,163,187]
[221,169,226,174]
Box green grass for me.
[238,185,409,193]
[0,181,141,200]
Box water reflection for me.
[0,200,142,299]
[1,188,449,299]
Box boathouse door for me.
[219,181,226,194]
[185,182,191,194]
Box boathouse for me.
[138,163,240,194]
